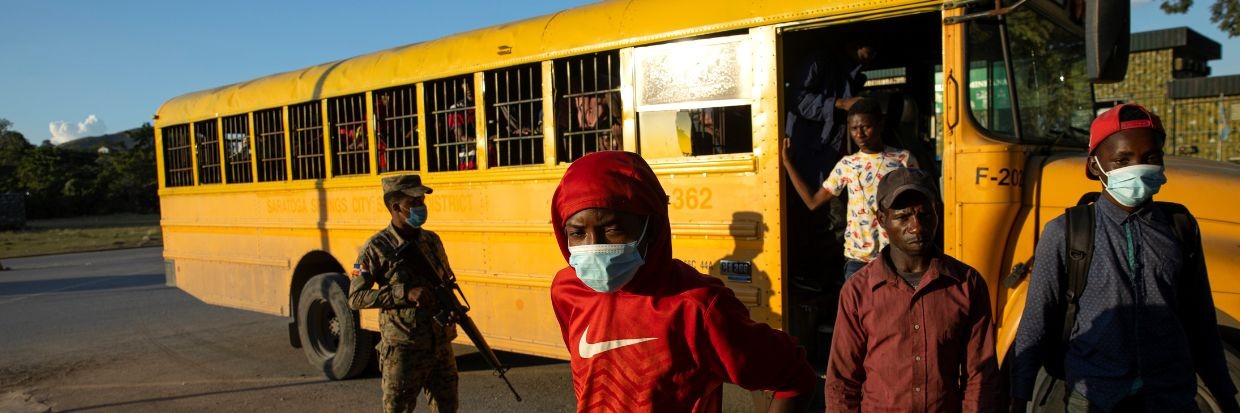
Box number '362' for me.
[670,188,713,209]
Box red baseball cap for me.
[1086,103,1165,179]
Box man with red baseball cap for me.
[1009,104,1239,412]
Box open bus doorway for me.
[779,12,944,369]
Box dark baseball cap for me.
[877,168,938,210]
[381,174,433,197]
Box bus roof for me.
[155,0,939,125]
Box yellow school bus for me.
[155,0,1239,409]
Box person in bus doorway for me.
[349,174,459,413]
[783,41,875,291]
[782,97,919,281]
[549,151,816,413]
[825,167,998,412]
[1009,104,1239,413]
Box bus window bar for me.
[374,86,419,173]
[289,102,324,180]
[162,125,193,187]
[222,115,253,184]
[254,108,288,182]
[195,120,222,185]
[330,94,369,176]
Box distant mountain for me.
[57,128,140,152]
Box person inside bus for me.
[825,167,998,412]
[1009,104,1240,413]
[549,151,816,413]
[782,97,919,281]
[349,174,459,413]
[783,41,876,291]
[488,104,541,167]
[557,69,621,160]
[447,82,476,170]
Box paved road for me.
[0,248,759,412]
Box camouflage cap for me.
[381,174,433,197]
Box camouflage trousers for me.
[378,340,458,413]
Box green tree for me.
[1161,0,1240,37]
[0,118,33,193]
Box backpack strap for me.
[1061,204,1095,351]
[1156,202,1201,269]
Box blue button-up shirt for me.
[1011,196,1236,411]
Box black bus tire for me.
[297,273,372,380]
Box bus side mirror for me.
[1086,0,1130,83]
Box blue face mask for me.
[567,219,649,293]
[405,204,428,228]
[1094,157,1167,207]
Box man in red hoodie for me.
[550,151,816,413]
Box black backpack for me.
[1043,197,1202,379]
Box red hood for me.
[551,151,672,293]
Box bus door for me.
[778,12,944,366]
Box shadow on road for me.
[0,274,164,297]
[57,379,334,412]
[455,349,567,373]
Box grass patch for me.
[0,214,161,259]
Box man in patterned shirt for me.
[349,174,459,413]
[782,97,918,279]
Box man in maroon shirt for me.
[825,167,998,412]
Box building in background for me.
[1095,27,1240,162]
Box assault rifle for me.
[392,243,522,402]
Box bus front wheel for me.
[297,273,372,380]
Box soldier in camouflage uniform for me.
[349,174,459,413]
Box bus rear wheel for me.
[297,273,371,380]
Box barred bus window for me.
[684,106,752,155]
[425,76,476,172]
[554,51,621,163]
[328,94,369,176]
[486,64,543,167]
[632,35,754,158]
[289,101,325,180]
[194,119,222,185]
[374,86,419,172]
[254,108,288,182]
[221,115,253,184]
[162,124,193,187]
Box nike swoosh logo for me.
[577,326,658,359]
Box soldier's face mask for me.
[405,204,428,228]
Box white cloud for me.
[49,114,107,145]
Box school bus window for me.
[964,6,1091,145]
[374,86,419,173]
[254,108,288,182]
[289,101,326,180]
[222,114,253,184]
[486,64,544,167]
[633,35,754,158]
[426,76,477,172]
[162,124,193,187]
[554,52,621,163]
[193,119,222,185]
[329,94,369,176]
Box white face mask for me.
[1093,156,1167,207]
[566,219,649,293]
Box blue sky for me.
[0,0,1236,144]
